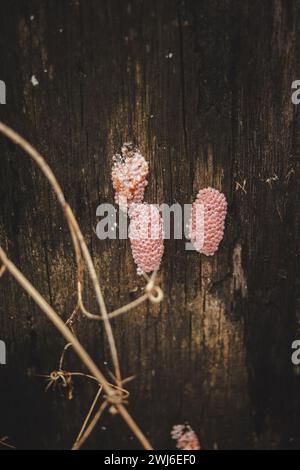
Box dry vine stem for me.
[73,397,108,450]
[0,121,162,450]
[73,386,103,447]
[0,437,16,450]
[0,122,120,384]
[0,248,152,450]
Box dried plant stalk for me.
[0,122,120,384]
[73,399,107,450]
[0,121,162,450]
[73,386,103,449]
[0,247,152,450]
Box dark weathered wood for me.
[0,0,299,449]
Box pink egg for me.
[189,187,227,256]
[129,203,164,273]
[111,143,148,212]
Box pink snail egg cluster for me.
[171,424,201,451]
[129,203,164,273]
[111,143,149,212]
[189,187,227,256]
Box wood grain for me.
[0,0,299,449]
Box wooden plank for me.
[0,0,299,449]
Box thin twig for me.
[0,437,16,449]
[72,401,108,451]
[59,343,73,370]
[0,121,162,450]
[78,280,163,321]
[65,204,122,385]
[73,386,102,448]
[65,372,130,399]
[0,247,153,450]
[36,370,130,399]
[0,265,6,277]
[0,122,121,386]
[107,293,149,319]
